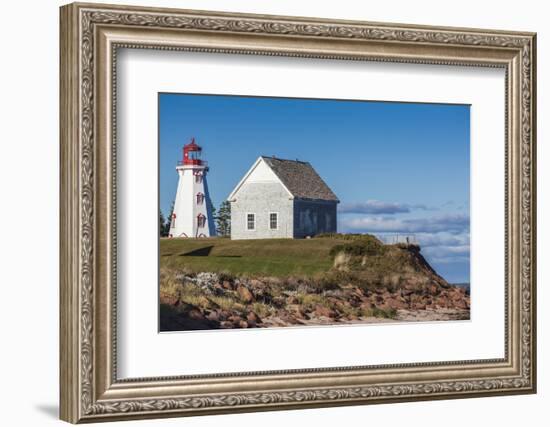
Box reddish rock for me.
[287,296,299,305]
[346,290,362,301]
[187,308,205,320]
[221,280,233,290]
[328,297,344,308]
[206,310,219,321]
[449,290,465,301]
[427,283,440,295]
[453,299,469,310]
[280,314,303,325]
[287,304,306,319]
[218,310,231,321]
[314,305,336,318]
[248,279,264,288]
[237,285,254,303]
[404,282,417,291]
[401,289,415,297]
[246,311,262,324]
[351,287,365,298]
[385,297,407,310]
[434,296,452,308]
[238,320,249,328]
[286,277,301,288]
[360,300,373,310]
[160,293,180,307]
[297,310,309,320]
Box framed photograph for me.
[60,2,537,423]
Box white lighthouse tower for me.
[169,138,216,238]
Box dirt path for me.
[258,308,470,328]
[396,308,470,322]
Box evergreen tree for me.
[164,202,174,236]
[210,205,217,233]
[216,201,231,236]
[159,210,166,237]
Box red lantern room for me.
[182,137,204,166]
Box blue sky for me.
[159,93,470,283]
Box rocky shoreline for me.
[160,271,470,331]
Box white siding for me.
[246,158,280,183]
[170,165,216,238]
[230,182,293,240]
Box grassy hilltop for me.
[160,236,348,277]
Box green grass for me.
[160,237,349,277]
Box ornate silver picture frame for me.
[60,2,536,423]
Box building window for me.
[197,214,206,228]
[246,213,255,231]
[171,213,176,229]
[196,192,205,205]
[269,212,278,230]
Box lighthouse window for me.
[196,192,205,204]
[246,213,255,231]
[269,212,278,230]
[197,214,206,228]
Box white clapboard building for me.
[169,138,216,238]
[227,156,339,240]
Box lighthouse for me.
[169,138,216,238]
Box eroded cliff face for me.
[333,242,450,290]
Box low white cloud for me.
[340,213,469,234]
[414,232,470,248]
[422,244,470,258]
[338,200,434,215]
[427,256,470,265]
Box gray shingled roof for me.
[261,156,339,202]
